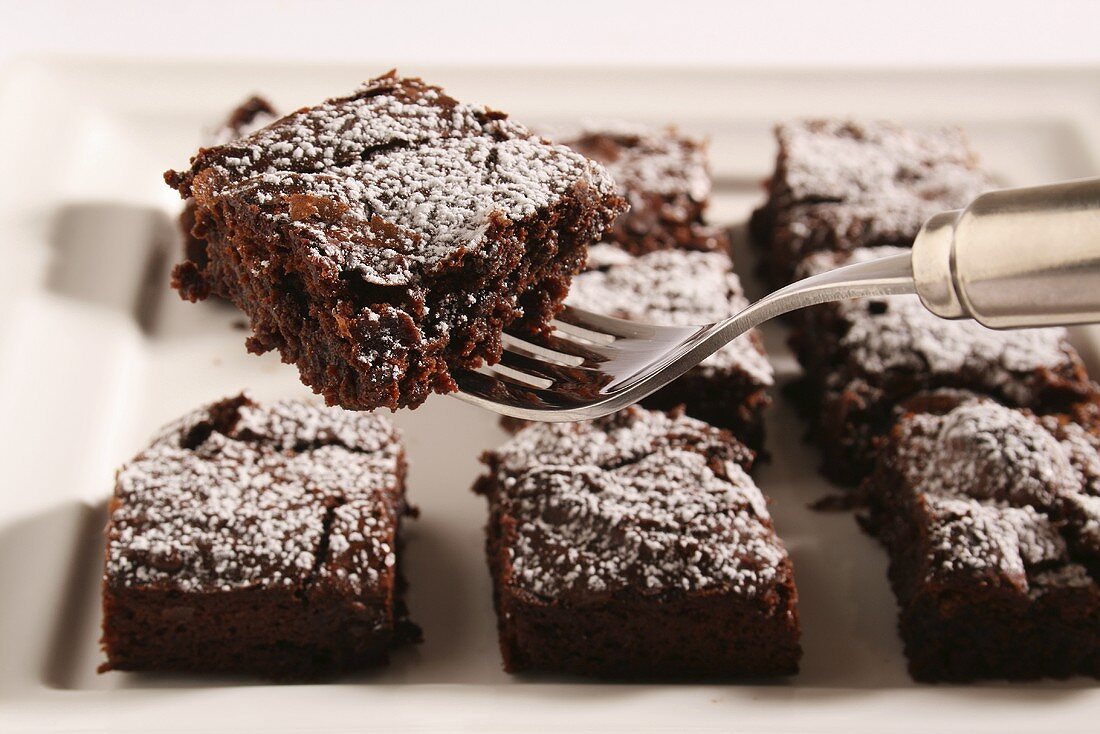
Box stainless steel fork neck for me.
[912,177,1100,329]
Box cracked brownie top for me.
[167,72,619,288]
[796,246,1083,405]
[104,393,405,595]
[478,407,790,601]
[878,392,1100,592]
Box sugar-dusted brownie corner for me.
[475,406,801,679]
[789,246,1098,485]
[862,391,1100,682]
[179,96,279,266]
[749,119,991,285]
[566,244,773,450]
[551,122,727,255]
[166,72,626,411]
[100,393,419,677]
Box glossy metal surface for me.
[913,177,1100,328]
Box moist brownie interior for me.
[167,72,625,411]
[179,95,279,268]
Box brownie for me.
[749,119,991,285]
[180,96,279,266]
[167,72,625,411]
[550,122,727,255]
[565,244,772,449]
[475,406,801,678]
[100,393,418,677]
[862,391,1100,681]
[789,246,1099,485]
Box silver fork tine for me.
[501,333,585,367]
[454,368,603,412]
[493,346,612,390]
[553,305,680,341]
[455,250,919,422]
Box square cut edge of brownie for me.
[475,406,801,679]
[167,71,626,412]
[862,390,1100,682]
[100,392,420,678]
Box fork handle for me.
[912,177,1100,329]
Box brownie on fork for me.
[167,72,625,411]
[749,119,992,286]
[788,246,1099,485]
[100,393,419,677]
[551,122,728,255]
[475,406,801,679]
[862,391,1100,681]
[565,244,773,450]
[179,95,279,267]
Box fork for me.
[454,178,1100,422]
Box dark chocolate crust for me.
[100,394,418,677]
[554,123,726,255]
[749,119,991,286]
[862,391,1100,682]
[167,73,625,411]
[789,247,1099,485]
[476,407,801,679]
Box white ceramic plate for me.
[1,59,1098,733]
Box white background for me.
[3,0,1100,68]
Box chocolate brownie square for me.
[179,96,279,267]
[862,391,1100,681]
[566,244,773,450]
[789,246,1098,485]
[551,122,727,254]
[167,72,625,411]
[749,120,991,285]
[475,406,801,678]
[100,393,418,677]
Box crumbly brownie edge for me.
[175,178,621,411]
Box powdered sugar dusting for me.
[173,73,618,286]
[569,245,773,384]
[799,246,1074,402]
[547,121,711,201]
[755,120,992,278]
[890,397,1100,593]
[483,407,788,599]
[106,394,404,595]
[777,119,990,218]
